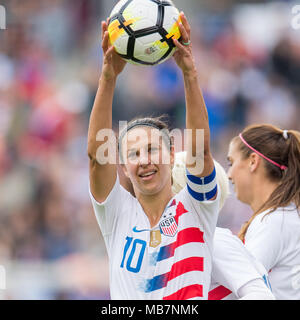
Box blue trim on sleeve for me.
[186,167,216,185]
[187,184,218,201]
[205,184,218,200]
[187,184,204,201]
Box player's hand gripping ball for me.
[108,0,182,66]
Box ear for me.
[249,152,261,173]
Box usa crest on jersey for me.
[159,216,178,237]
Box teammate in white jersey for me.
[172,151,275,300]
[88,13,220,299]
[210,227,274,300]
[227,124,300,299]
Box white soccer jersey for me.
[244,204,300,300]
[90,169,220,300]
[208,228,271,300]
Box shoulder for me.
[90,173,138,213]
[213,227,245,256]
[250,205,300,232]
[214,227,234,238]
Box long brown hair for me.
[232,124,300,241]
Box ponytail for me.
[237,125,300,242]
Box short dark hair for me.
[118,115,173,164]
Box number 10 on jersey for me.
[120,237,146,273]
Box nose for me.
[139,149,151,166]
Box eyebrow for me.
[127,143,160,152]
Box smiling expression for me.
[121,126,174,197]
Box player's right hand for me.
[101,19,127,80]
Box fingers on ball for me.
[180,12,191,36]
[102,31,109,51]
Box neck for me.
[250,177,279,214]
[136,188,174,228]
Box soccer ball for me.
[108,0,181,66]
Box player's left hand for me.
[172,12,196,76]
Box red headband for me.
[239,133,288,171]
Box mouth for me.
[138,170,157,181]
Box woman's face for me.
[121,126,174,197]
[227,140,253,205]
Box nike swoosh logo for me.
[132,226,150,233]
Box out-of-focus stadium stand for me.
[0,0,299,299]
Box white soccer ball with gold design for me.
[108,0,181,66]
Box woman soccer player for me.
[88,13,220,300]
[172,151,275,300]
[227,124,300,300]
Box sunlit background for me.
[0,0,299,299]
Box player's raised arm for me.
[173,13,216,201]
[173,13,214,178]
[88,20,126,203]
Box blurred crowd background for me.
[0,0,299,299]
